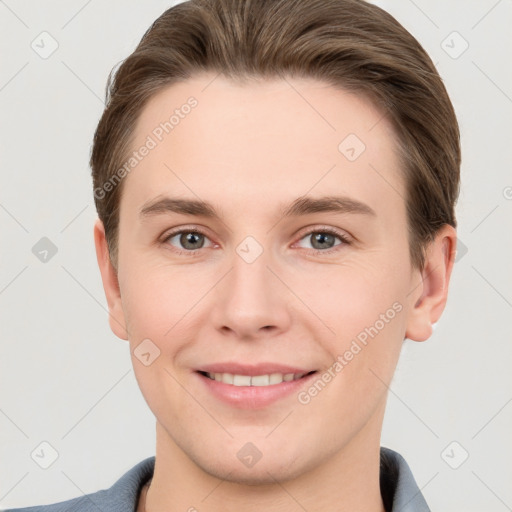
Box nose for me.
[210,242,292,340]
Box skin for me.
[94,73,456,512]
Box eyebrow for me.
[139,194,376,221]
[139,196,376,220]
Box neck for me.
[145,406,386,512]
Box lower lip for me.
[195,371,318,409]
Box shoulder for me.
[2,457,155,512]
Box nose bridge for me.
[230,235,276,309]
[212,233,290,335]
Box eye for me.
[161,228,214,254]
[160,226,351,256]
[295,227,351,254]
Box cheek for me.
[294,260,405,335]
[120,264,212,405]
[120,261,208,339]
[294,262,406,385]
[294,267,405,434]
[121,268,198,418]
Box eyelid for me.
[160,225,216,252]
[295,224,352,243]
[160,224,352,255]
[292,225,352,254]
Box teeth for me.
[233,374,251,386]
[251,374,269,386]
[221,373,233,384]
[206,372,307,386]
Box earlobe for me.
[93,218,129,340]
[405,225,457,342]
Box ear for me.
[93,218,129,340]
[405,224,457,342]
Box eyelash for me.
[160,226,352,257]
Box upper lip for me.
[197,362,316,376]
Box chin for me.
[189,442,314,486]
[201,458,300,486]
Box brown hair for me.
[90,0,460,271]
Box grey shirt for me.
[3,447,430,512]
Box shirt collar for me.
[380,447,431,512]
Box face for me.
[97,73,441,483]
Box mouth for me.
[194,363,320,408]
[195,368,319,408]
[197,370,318,387]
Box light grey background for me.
[1,1,511,510]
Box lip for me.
[197,362,315,376]
[194,363,318,409]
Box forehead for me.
[121,73,403,218]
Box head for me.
[92,0,459,484]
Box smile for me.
[196,369,319,409]
[200,371,316,386]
